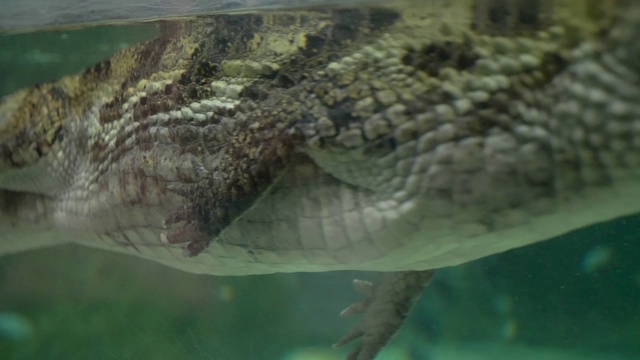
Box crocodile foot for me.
[334,270,435,360]
[161,204,210,257]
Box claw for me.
[183,239,208,257]
[160,222,210,256]
[352,279,375,296]
[161,223,206,244]
[339,279,376,317]
[334,270,435,360]
[339,300,369,317]
[162,180,213,257]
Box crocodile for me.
[1,0,639,358]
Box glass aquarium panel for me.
[1,1,639,359]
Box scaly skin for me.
[1,1,639,359]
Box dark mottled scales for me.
[402,41,480,77]
[1,1,640,360]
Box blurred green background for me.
[0,19,639,360]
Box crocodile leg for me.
[334,270,435,360]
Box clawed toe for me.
[161,205,210,256]
[334,270,434,360]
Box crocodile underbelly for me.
[73,156,640,276]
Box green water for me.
[0,17,639,360]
